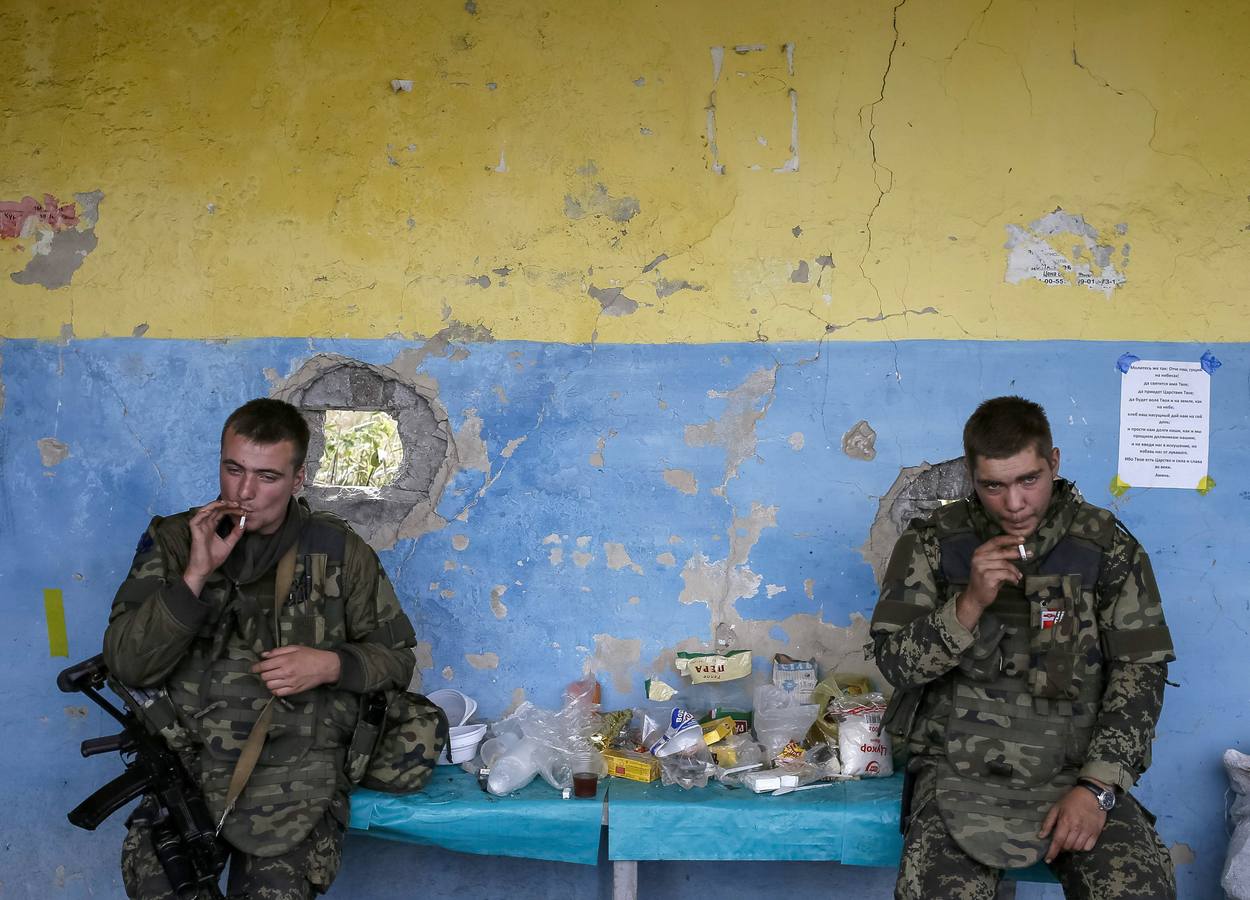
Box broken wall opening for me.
[860,458,972,585]
[276,354,457,549]
[315,409,404,488]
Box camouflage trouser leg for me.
[895,795,1000,900]
[1046,794,1176,900]
[895,792,1176,900]
[122,802,345,900]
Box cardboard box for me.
[603,748,661,783]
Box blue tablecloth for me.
[349,769,605,865]
[607,773,906,866]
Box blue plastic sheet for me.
[607,773,905,866]
[349,769,604,865]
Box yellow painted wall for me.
[2,0,1247,343]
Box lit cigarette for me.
[239,515,247,531]
[1016,543,1028,561]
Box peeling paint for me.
[441,666,455,681]
[588,284,639,317]
[628,595,640,604]
[788,431,805,451]
[1169,842,1195,866]
[604,542,643,574]
[842,419,877,461]
[642,253,668,273]
[589,434,607,467]
[64,705,88,718]
[790,260,810,283]
[684,367,777,492]
[548,547,564,565]
[452,534,470,551]
[391,322,495,372]
[563,183,640,223]
[9,189,102,290]
[804,578,814,599]
[572,550,593,567]
[466,274,491,289]
[466,652,499,670]
[542,533,562,545]
[504,687,526,716]
[37,437,69,467]
[656,551,677,566]
[654,277,705,298]
[663,468,698,495]
[1004,208,1126,296]
[576,536,591,548]
[765,584,786,598]
[501,435,526,458]
[586,633,642,693]
[132,323,149,337]
[490,584,508,619]
[453,410,490,472]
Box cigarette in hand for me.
[239,515,247,532]
[1016,543,1028,561]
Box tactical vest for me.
[147,514,361,857]
[929,500,1113,869]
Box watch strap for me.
[1076,778,1115,810]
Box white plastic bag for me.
[1224,748,1250,899]
[831,692,892,777]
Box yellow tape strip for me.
[44,588,68,657]
[1109,475,1131,497]
[1196,474,1216,495]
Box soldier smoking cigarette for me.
[239,515,246,531]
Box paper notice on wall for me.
[1117,360,1211,489]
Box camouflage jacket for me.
[871,480,1174,795]
[102,498,417,855]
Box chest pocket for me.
[1023,574,1100,701]
[276,553,347,650]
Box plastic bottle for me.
[486,738,543,795]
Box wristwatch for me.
[1076,778,1116,811]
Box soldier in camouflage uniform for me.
[103,399,421,899]
[871,396,1176,899]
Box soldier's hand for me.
[252,645,342,697]
[1039,786,1108,863]
[184,500,246,595]
[956,534,1031,629]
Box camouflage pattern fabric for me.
[354,690,449,794]
[121,795,346,899]
[897,766,1175,900]
[872,479,1175,874]
[104,499,418,862]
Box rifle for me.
[59,654,228,899]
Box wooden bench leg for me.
[995,879,1017,899]
[612,860,638,900]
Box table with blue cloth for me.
[349,768,605,865]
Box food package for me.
[703,707,752,736]
[603,748,661,783]
[830,693,892,777]
[772,653,818,704]
[643,707,705,758]
[674,649,753,683]
[741,769,801,793]
[806,674,875,747]
[701,716,735,746]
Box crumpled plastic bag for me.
[1224,748,1250,899]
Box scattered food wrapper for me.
[674,649,752,683]
[644,678,678,702]
[772,653,818,703]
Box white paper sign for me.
[1117,360,1210,489]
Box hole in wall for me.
[314,409,404,489]
[860,457,972,585]
[275,354,458,549]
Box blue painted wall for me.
[2,338,1244,896]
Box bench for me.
[349,769,1055,898]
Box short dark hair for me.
[221,399,310,470]
[963,396,1053,468]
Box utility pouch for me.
[956,612,1007,682]
[1025,575,1081,700]
[356,690,449,795]
[345,692,388,784]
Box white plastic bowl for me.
[428,688,478,727]
[439,722,487,765]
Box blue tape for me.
[1115,352,1140,374]
[1200,350,1222,375]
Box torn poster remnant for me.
[7,190,102,290]
[1004,208,1127,297]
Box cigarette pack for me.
[701,716,735,746]
[602,748,661,783]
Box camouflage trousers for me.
[895,789,1176,900]
[121,797,346,900]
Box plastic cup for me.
[572,751,599,799]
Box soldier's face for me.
[219,428,305,536]
[970,445,1060,538]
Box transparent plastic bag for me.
[829,692,892,777]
